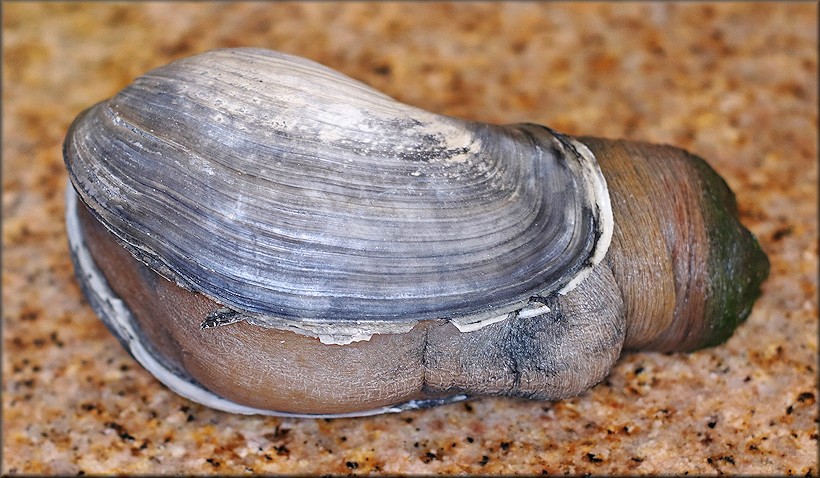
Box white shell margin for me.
[66,183,467,417]
[557,137,614,295]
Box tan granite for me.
[2,2,817,475]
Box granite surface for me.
[2,2,817,475]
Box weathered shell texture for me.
[64,48,612,339]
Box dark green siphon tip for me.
[688,153,770,349]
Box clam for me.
[64,48,769,417]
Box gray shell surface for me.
[64,48,612,341]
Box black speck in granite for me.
[797,391,815,402]
[372,64,391,76]
[771,225,793,241]
[105,422,135,442]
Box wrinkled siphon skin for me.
[581,137,769,352]
[64,48,769,417]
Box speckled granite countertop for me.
[3,2,817,475]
